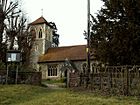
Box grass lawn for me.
[0,85,140,105]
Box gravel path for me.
[43,83,66,89]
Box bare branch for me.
[14,15,19,29]
[4,0,7,12]
[5,1,18,15]
[5,1,13,13]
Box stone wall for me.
[68,71,80,87]
[0,70,42,85]
[39,61,90,79]
[69,66,140,96]
[0,70,6,84]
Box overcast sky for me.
[21,0,103,46]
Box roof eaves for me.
[38,59,87,63]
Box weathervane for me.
[41,9,43,16]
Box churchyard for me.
[0,84,140,105]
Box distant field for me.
[0,85,140,105]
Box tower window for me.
[39,29,42,38]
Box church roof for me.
[38,45,87,63]
[29,16,49,25]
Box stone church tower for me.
[28,16,54,70]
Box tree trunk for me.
[0,11,5,60]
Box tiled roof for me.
[29,16,49,25]
[38,45,87,63]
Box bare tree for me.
[0,0,20,60]
[6,14,26,50]
[0,0,35,70]
[5,14,36,65]
[18,23,36,66]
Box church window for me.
[92,63,99,74]
[39,29,42,38]
[48,65,58,76]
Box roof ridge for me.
[29,16,48,25]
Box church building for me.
[29,16,94,79]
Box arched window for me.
[39,29,42,38]
[92,63,99,74]
[48,65,58,76]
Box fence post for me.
[15,65,18,84]
[6,64,9,84]
[127,66,130,95]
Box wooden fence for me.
[69,66,140,96]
